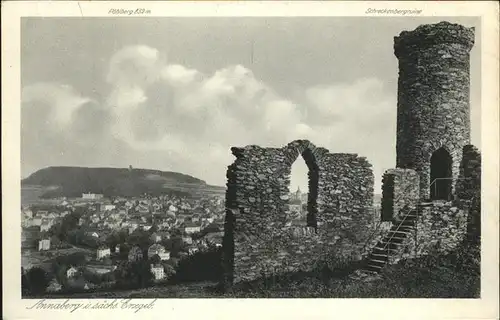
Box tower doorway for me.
[430,148,453,200]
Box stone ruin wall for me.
[382,145,481,264]
[455,145,481,201]
[381,168,420,221]
[389,202,469,264]
[394,22,475,198]
[415,202,468,256]
[455,145,481,243]
[222,140,374,284]
[220,22,481,285]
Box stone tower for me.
[394,21,475,200]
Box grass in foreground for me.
[221,243,480,298]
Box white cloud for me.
[106,45,162,88]
[299,79,397,192]
[162,64,201,86]
[305,77,388,123]
[21,82,93,127]
[108,85,147,110]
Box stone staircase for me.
[360,201,434,274]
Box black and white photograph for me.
[2,1,499,319]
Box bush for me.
[21,268,30,296]
[25,267,51,295]
[172,246,223,283]
[149,254,161,265]
[114,260,154,289]
[222,241,480,298]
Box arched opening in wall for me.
[430,147,453,200]
[288,149,318,229]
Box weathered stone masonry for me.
[381,169,420,222]
[222,21,481,284]
[380,144,480,264]
[381,22,480,260]
[388,201,469,265]
[456,145,481,243]
[222,140,374,284]
[365,22,480,273]
[394,22,475,198]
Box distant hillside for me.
[22,166,225,199]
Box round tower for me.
[394,21,475,200]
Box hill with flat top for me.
[22,166,225,199]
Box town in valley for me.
[21,177,312,295]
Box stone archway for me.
[283,140,320,229]
[222,139,374,285]
[430,147,453,200]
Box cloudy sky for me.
[21,17,481,192]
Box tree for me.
[26,267,51,295]
[48,224,63,239]
[149,223,159,233]
[117,243,131,260]
[82,268,102,285]
[53,264,69,288]
[51,252,87,286]
[72,207,89,217]
[114,262,130,288]
[149,254,161,265]
[106,233,118,249]
[191,231,203,240]
[169,237,186,257]
[102,256,112,265]
[170,228,182,238]
[61,252,87,266]
[40,231,50,239]
[201,223,221,235]
[50,235,62,247]
[68,229,85,246]
[82,235,101,249]
[21,268,30,296]
[167,257,179,268]
[128,229,152,251]
[163,263,176,280]
[161,238,173,251]
[50,211,84,242]
[115,261,153,289]
[133,260,154,288]
[106,229,128,250]
[172,246,223,283]
[101,271,115,283]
